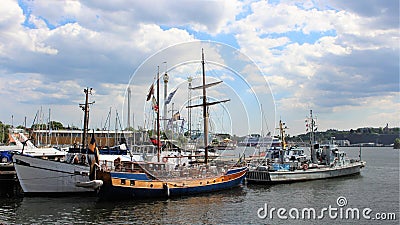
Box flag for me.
[150,137,162,146]
[165,88,178,105]
[146,84,154,101]
[173,111,180,121]
[152,96,159,112]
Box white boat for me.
[1,129,66,158]
[247,111,366,184]
[13,142,140,194]
[12,88,140,194]
[247,145,365,183]
[13,153,91,194]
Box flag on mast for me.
[165,88,178,105]
[152,96,159,112]
[173,111,180,121]
[146,84,154,101]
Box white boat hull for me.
[247,161,364,183]
[13,154,93,194]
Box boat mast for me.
[80,87,94,150]
[201,49,209,164]
[309,110,317,163]
[127,87,131,129]
[279,120,287,163]
[185,49,229,164]
[157,66,161,162]
[188,76,192,140]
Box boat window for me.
[121,179,126,185]
[130,180,135,186]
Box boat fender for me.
[302,164,309,170]
[162,157,168,163]
[163,183,170,197]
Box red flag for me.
[150,137,162,146]
[152,96,159,112]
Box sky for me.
[0,0,398,137]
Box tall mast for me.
[157,66,161,162]
[201,49,209,164]
[80,87,93,150]
[186,49,230,164]
[163,62,169,132]
[188,76,192,139]
[48,108,51,145]
[127,87,131,129]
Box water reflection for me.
[12,187,246,224]
[0,147,397,225]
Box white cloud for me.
[0,0,398,136]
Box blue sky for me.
[0,0,398,136]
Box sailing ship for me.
[246,110,366,183]
[93,49,247,199]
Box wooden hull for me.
[97,167,248,200]
[247,162,364,183]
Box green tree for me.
[49,121,64,130]
[394,138,400,149]
[31,123,47,130]
[0,121,11,144]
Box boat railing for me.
[150,164,225,180]
[131,145,158,155]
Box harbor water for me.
[0,147,398,224]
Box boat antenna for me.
[308,110,317,163]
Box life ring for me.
[162,157,168,163]
[302,164,309,170]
